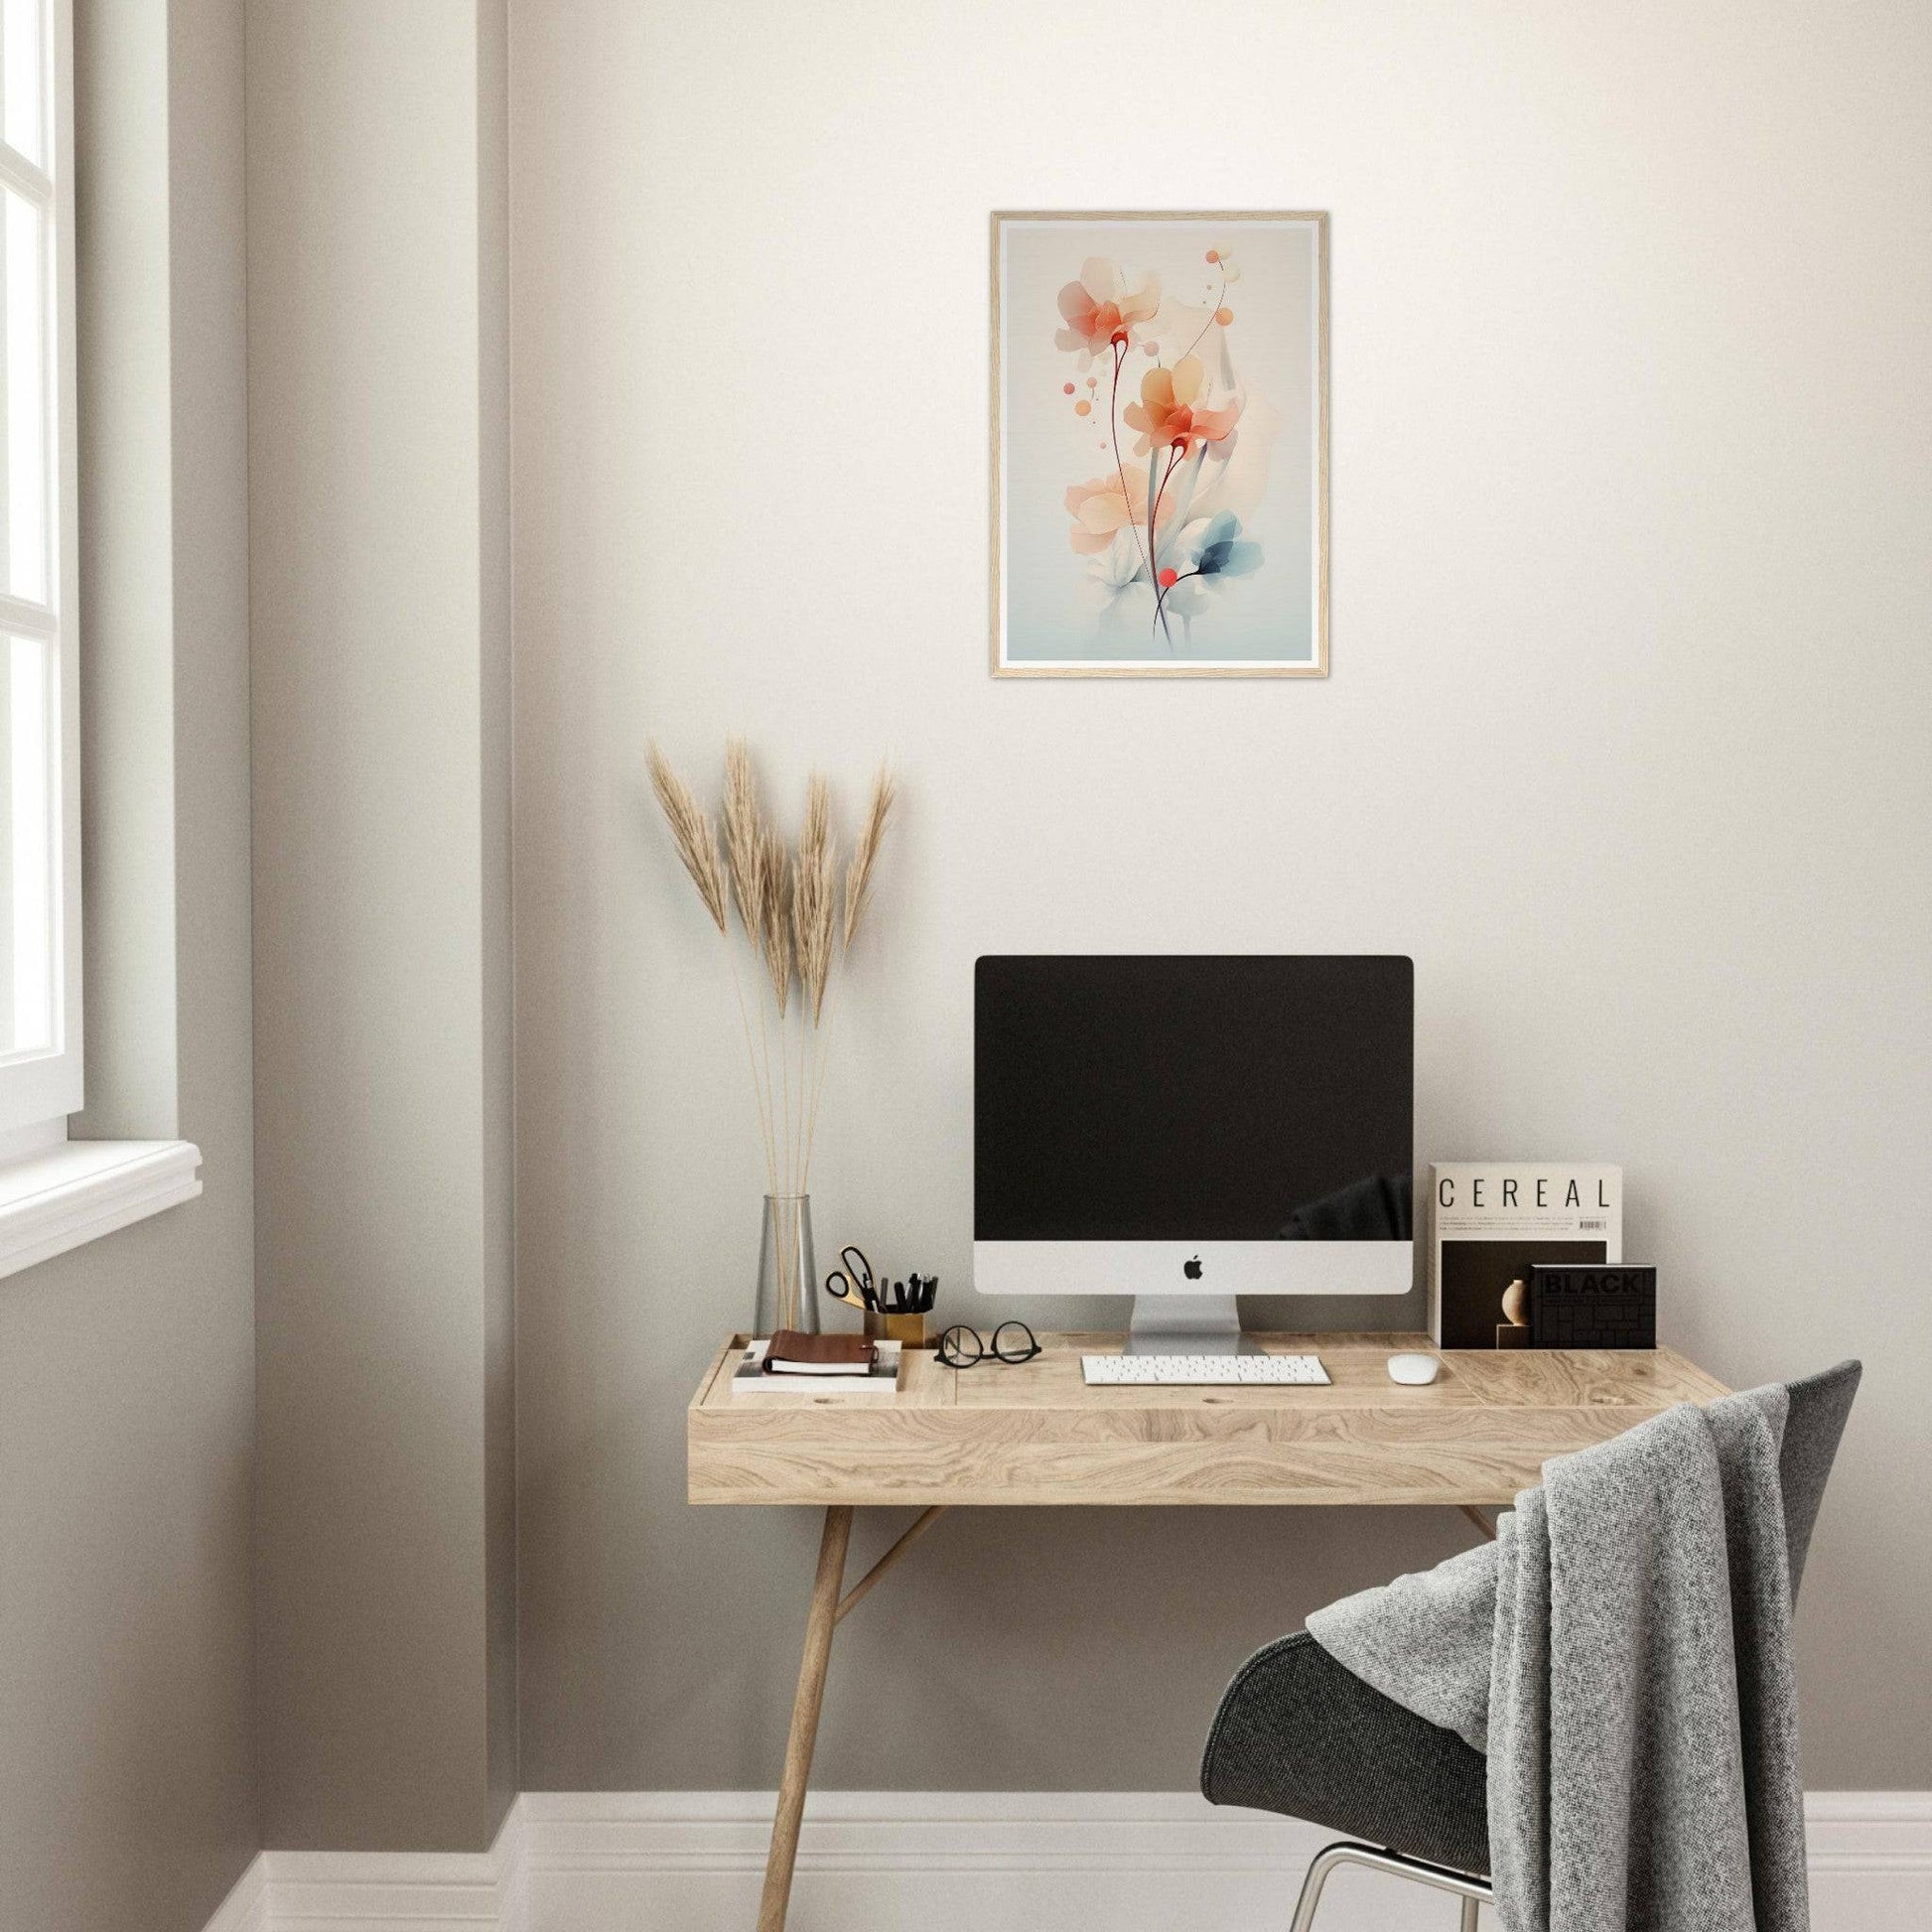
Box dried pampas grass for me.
[843,763,897,948]
[792,775,837,1025]
[646,743,727,934]
[646,739,897,1201]
[722,738,766,948]
[759,825,793,1019]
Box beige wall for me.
[249,0,515,1853]
[478,0,519,1836]
[511,0,1932,1793]
[0,3,259,1930]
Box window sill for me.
[0,1139,203,1283]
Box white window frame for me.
[0,0,79,1143]
[0,0,200,1278]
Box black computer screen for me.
[974,955,1414,1242]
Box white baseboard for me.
[203,1790,1932,1932]
[1804,1791,1932,1930]
[203,1811,526,1932]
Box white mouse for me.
[1387,1351,1442,1386]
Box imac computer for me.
[973,955,1414,1354]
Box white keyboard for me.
[1081,1352,1330,1387]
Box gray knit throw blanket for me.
[1308,1388,1809,1932]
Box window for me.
[0,0,199,1271]
[0,0,76,1143]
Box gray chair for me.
[1200,1361,1861,1930]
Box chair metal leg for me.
[1289,1841,1492,1932]
[1287,1843,1351,1932]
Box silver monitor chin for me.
[972,1239,1415,1352]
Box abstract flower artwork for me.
[992,212,1328,677]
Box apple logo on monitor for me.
[1183,1255,1203,1280]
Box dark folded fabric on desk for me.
[1278,1171,1412,1241]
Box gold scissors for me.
[824,1245,878,1312]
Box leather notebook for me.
[764,1330,878,1375]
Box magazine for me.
[1429,1164,1621,1349]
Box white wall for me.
[511,0,1932,1791]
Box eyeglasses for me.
[936,1320,1040,1368]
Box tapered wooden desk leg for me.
[758,1505,854,1932]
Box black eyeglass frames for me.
[936,1320,1041,1368]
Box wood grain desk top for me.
[687,1332,1730,1508]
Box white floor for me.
[202,1790,1932,1932]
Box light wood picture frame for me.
[991,210,1329,679]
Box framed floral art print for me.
[990,210,1328,678]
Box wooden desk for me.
[687,1331,1729,1931]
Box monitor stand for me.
[1124,1293,1260,1356]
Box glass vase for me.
[754,1193,818,1338]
